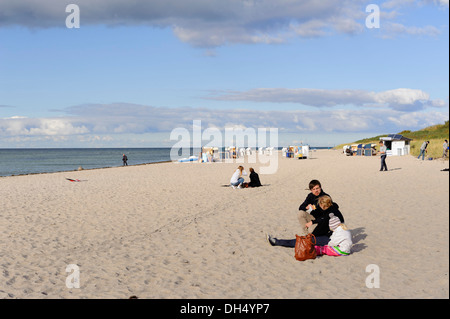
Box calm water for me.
[0,146,331,177]
[0,148,177,177]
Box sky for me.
[0,0,448,148]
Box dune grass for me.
[335,121,449,159]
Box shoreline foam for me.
[0,160,173,179]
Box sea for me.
[0,148,175,177]
[0,147,332,177]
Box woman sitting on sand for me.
[247,167,262,187]
[230,166,247,189]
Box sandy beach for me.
[0,150,448,299]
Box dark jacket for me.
[248,171,262,187]
[298,190,329,211]
[310,202,345,237]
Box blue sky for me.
[0,0,448,148]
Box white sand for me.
[0,150,448,299]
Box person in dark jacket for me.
[306,195,344,237]
[248,167,262,187]
[298,180,329,211]
[297,180,333,235]
[122,154,128,166]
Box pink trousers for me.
[315,245,345,256]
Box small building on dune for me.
[380,134,413,156]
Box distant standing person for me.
[378,140,388,171]
[122,154,128,166]
[443,140,448,158]
[418,141,429,160]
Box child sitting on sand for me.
[306,195,344,238]
[315,213,353,256]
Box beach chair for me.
[364,144,372,156]
[357,144,363,156]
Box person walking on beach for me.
[443,140,448,159]
[378,140,388,171]
[230,165,247,189]
[122,154,128,166]
[418,141,429,160]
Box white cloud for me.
[1,0,445,48]
[331,17,365,35]
[377,0,447,38]
[0,117,89,136]
[423,0,449,7]
[374,88,429,105]
[386,110,447,127]
[382,0,416,9]
[290,20,329,38]
[205,87,446,111]
[383,0,449,8]
[382,22,441,38]
[1,102,447,145]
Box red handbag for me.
[294,234,317,261]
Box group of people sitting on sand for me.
[229,167,352,257]
[266,179,352,257]
[229,166,262,189]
